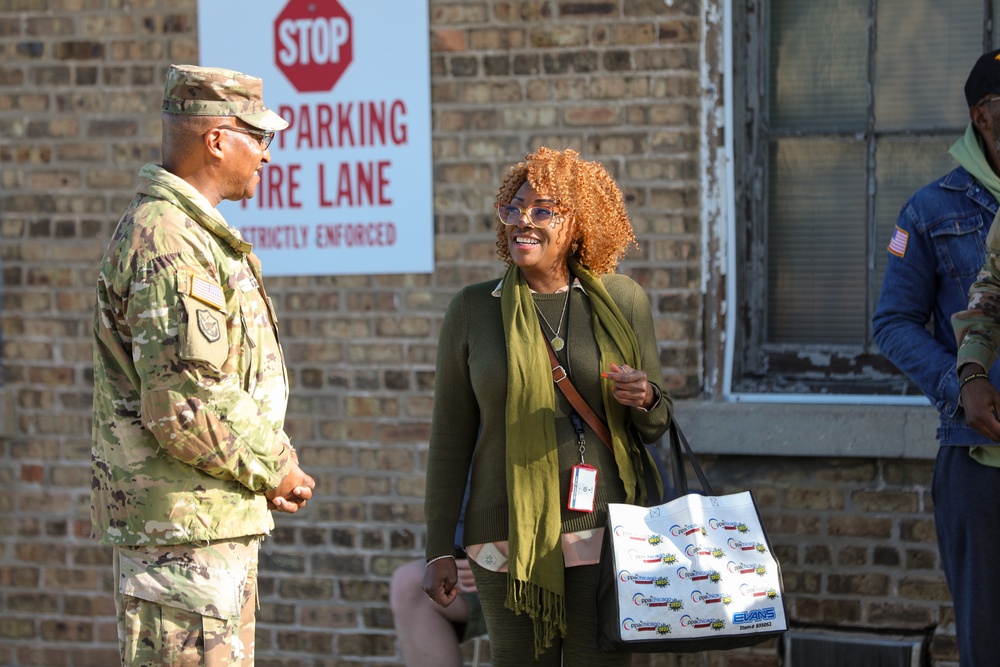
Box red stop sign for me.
[274,0,353,93]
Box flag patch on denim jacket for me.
[888,226,909,257]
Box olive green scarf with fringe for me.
[500,258,650,656]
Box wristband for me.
[959,372,990,390]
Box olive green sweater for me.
[424,273,673,560]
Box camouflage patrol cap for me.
[162,64,289,131]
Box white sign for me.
[198,0,433,276]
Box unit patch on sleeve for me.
[196,308,222,343]
[179,294,228,370]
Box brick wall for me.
[0,1,956,666]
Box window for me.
[731,0,996,395]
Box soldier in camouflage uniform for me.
[92,64,315,667]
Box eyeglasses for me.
[495,203,565,228]
[219,125,275,150]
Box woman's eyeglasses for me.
[219,125,275,150]
[495,203,565,228]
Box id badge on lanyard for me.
[568,464,598,512]
[567,411,599,512]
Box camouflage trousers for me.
[113,536,261,667]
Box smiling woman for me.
[493,146,637,277]
[422,146,674,666]
[501,180,575,295]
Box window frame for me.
[720,0,996,403]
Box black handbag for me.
[596,420,788,653]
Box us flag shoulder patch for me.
[189,275,225,311]
[888,226,909,258]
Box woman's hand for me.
[604,362,655,411]
[421,556,459,607]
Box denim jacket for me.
[873,166,998,445]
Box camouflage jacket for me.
[92,163,293,546]
[955,221,1000,374]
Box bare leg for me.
[391,558,471,667]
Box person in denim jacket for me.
[873,49,1000,667]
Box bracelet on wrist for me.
[959,372,990,390]
[636,383,660,413]
[425,554,455,567]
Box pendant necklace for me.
[535,287,571,352]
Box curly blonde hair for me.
[494,146,636,275]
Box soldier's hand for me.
[960,364,1000,441]
[267,462,315,513]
